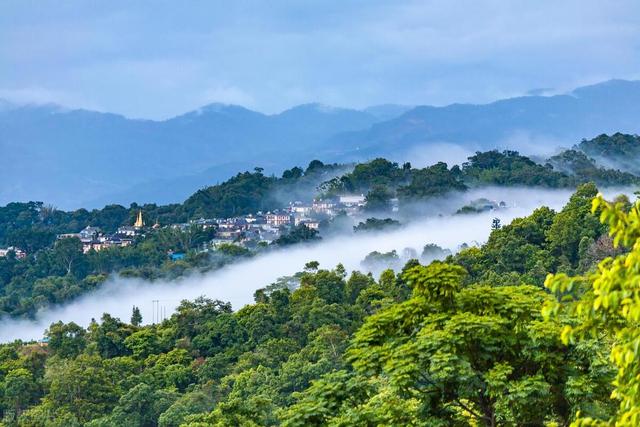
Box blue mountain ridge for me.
[1,80,639,209]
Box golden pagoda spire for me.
[134,210,144,228]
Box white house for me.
[339,194,366,206]
[266,213,292,227]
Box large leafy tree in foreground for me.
[545,194,640,426]
[284,262,612,426]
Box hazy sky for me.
[1,0,639,119]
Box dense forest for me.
[0,183,639,425]
[577,132,640,175]
[0,133,640,425]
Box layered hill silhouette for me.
[326,79,640,158]
[1,79,639,208]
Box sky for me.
[1,0,639,119]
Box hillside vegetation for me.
[1,183,639,425]
[1,139,639,319]
[1,135,640,425]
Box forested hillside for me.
[1,183,639,425]
[1,136,640,425]
[576,132,640,175]
[2,135,636,252]
[1,140,639,320]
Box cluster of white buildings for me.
[174,195,367,249]
[28,195,369,257]
[0,246,26,259]
[1,225,142,259]
[57,224,144,254]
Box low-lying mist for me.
[0,187,632,343]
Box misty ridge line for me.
[1,186,620,343]
[3,78,640,209]
[0,78,635,122]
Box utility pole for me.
[152,299,159,324]
[151,299,176,324]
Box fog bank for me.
[0,187,631,342]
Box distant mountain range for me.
[2,79,640,209]
[0,102,383,208]
[326,79,640,159]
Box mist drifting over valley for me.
[3,186,632,343]
[4,2,640,423]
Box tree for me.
[124,328,162,359]
[131,306,143,326]
[282,166,304,180]
[304,261,319,272]
[90,383,178,427]
[158,391,214,427]
[459,205,556,285]
[52,237,85,276]
[2,368,39,418]
[577,133,640,175]
[46,321,87,358]
[347,262,610,425]
[547,149,639,187]
[345,271,374,304]
[216,243,250,258]
[43,354,121,423]
[298,268,347,305]
[491,217,501,230]
[191,314,248,357]
[353,217,401,232]
[273,225,320,246]
[547,183,605,268]
[364,185,393,212]
[280,370,375,427]
[545,194,640,425]
[420,243,451,265]
[462,150,569,187]
[306,160,325,173]
[172,297,233,339]
[361,250,401,274]
[182,170,278,218]
[397,162,467,200]
[89,314,134,358]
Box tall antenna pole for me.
[152,300,160,324]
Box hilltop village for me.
[52,195,369,256]
[0,191,511,261]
